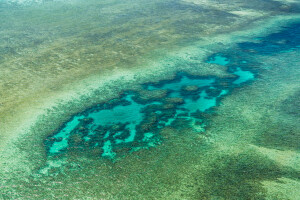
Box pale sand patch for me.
[182,0,259,13]
[251,145,300,170]
[275,0,299,3]
[230,9,266,17]
[262,178,300,200]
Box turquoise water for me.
[87,95,145,145]
[48,94,157,159]
[180,90,221,113]
[45,47,263,160]
[207,55,230,66]
[207,55,255,85]
[50,116,84,154]
[45,20,300,163]
[233,67,255,84]
[46,74,230,159]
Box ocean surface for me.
[0,0,300,199]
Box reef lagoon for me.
[1,0,300,199]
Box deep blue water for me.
[238,22,300,55]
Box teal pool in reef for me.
[207,55,230,66]
[45,21,300,163]
[233,67,255,85]
[45,55,259,162]
[206,54,255,85]
[45,74,232,160]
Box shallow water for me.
[207,55,230,66]
[1,0,300,199]
[45,21,299,161]
[46,74,227,159]
[233,67,255,85]
[43,19,300,187]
